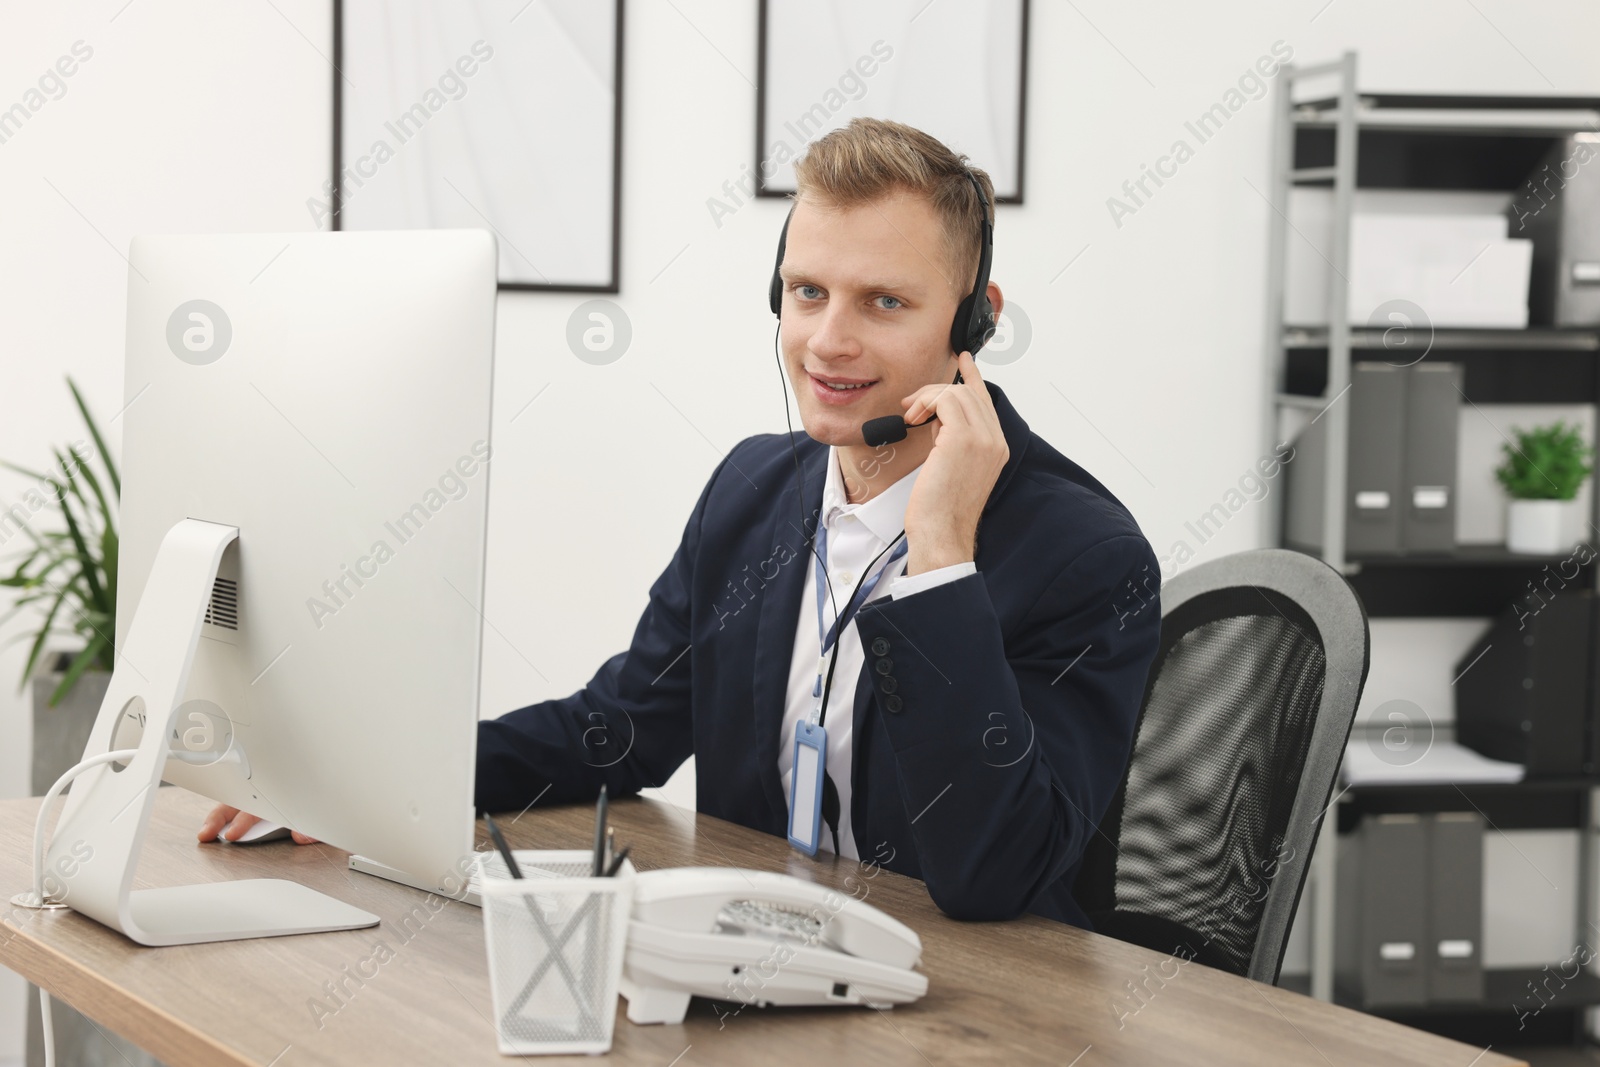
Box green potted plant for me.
[0,377,120,795]
[1494,419,1594,554]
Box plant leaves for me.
[101,525,117,625]
[68,377,119,500]
[46,476,105,612]
[0,459,49,483]
[1494,421,1595,501]
[19,578,75,695]
[51,446,95,534]
[1,383,121,698]
[69,444,115,547]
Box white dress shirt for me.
[777,447,977,858]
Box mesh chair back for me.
[1076,549,1369,983]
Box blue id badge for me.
[786,721,828,856]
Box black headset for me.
[768,168,997,357]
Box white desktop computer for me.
[34,229,497,945]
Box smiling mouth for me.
[809,373,879,392]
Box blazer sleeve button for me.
[875,657,893,675]
[871,637,890,656]
[885,694,904,714]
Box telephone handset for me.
[619,868,929,1025]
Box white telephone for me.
[619,868,928,1025]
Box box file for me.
[1285,362,1460,556]
[1510,134,1600,326]
[1336,813,1429,1007]
[1400,363,1463,553]
[1335,812,1486,1008]
[1454,589,1599,778]
[1427,812,1485,1003]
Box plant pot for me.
[26,653,164,1067]
[31,651,113,795]
[1506,499,1571,555]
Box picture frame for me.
[755,0,1029,203]
[332,0,624,292]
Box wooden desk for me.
[0,788,1523,1066]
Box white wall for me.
[4,1,1600,1058]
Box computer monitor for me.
[42,229,497,945]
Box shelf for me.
[1346,543,1596,567]
[1295,106,1600,135]
[1342,776,1596,793]
[1289,166,1338,185]
[1296,92,1600,112]
[1290,94,1600,136]
[1335,778,1590,832]
[1280,967,1600,1015]
[1289,92,1600,188]
[1283,327,1600,352]
[1299,544,1600,618]
[1282,345,1600,404]
[1340,968,1600,1017]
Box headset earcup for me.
[950,293,977,354]
[951,292,997,356]
[770,210,792,317]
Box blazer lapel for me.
[845,382,1031,823]
[750,437,827,825]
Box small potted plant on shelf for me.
[0,377,120,794]
[1495,419,1594,554]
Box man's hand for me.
[198,804,319,845]
[899,350,1009,576]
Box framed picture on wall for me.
[756,0,1029,202]
[332,0,624,291]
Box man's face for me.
[777,189,962,447]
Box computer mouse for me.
[221,820,293,845]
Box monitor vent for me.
[205,577,238,630]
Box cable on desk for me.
[16,748,140,1067]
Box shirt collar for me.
[822,446,921,545]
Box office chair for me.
[1073,548,1370,984]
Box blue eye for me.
[796,284,821,300]
[874,295,903,310]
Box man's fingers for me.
[957,351,999,419]
[957,349,986,389]
[902,381,958,425]
[913,379,982,433]
[198,804,240,842]
[220,811,261,842]
[903,353,997,425]
[200,805,317,845]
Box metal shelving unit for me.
[1261,51,1600,1042]
[1263,50,1359,1008]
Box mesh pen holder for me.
[479,849,637,1056]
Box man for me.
[204,117,1161,928]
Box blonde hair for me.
[791,117,993,297]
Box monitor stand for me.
[42,518,379,946]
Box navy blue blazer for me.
[476,381,1162,927]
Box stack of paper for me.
[1285,189,1533,328]
[1349,215,1532,328]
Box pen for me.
[484,812,523,880]
[604,845,632,878]
[591,784,609,877]
[605,826,616,876]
